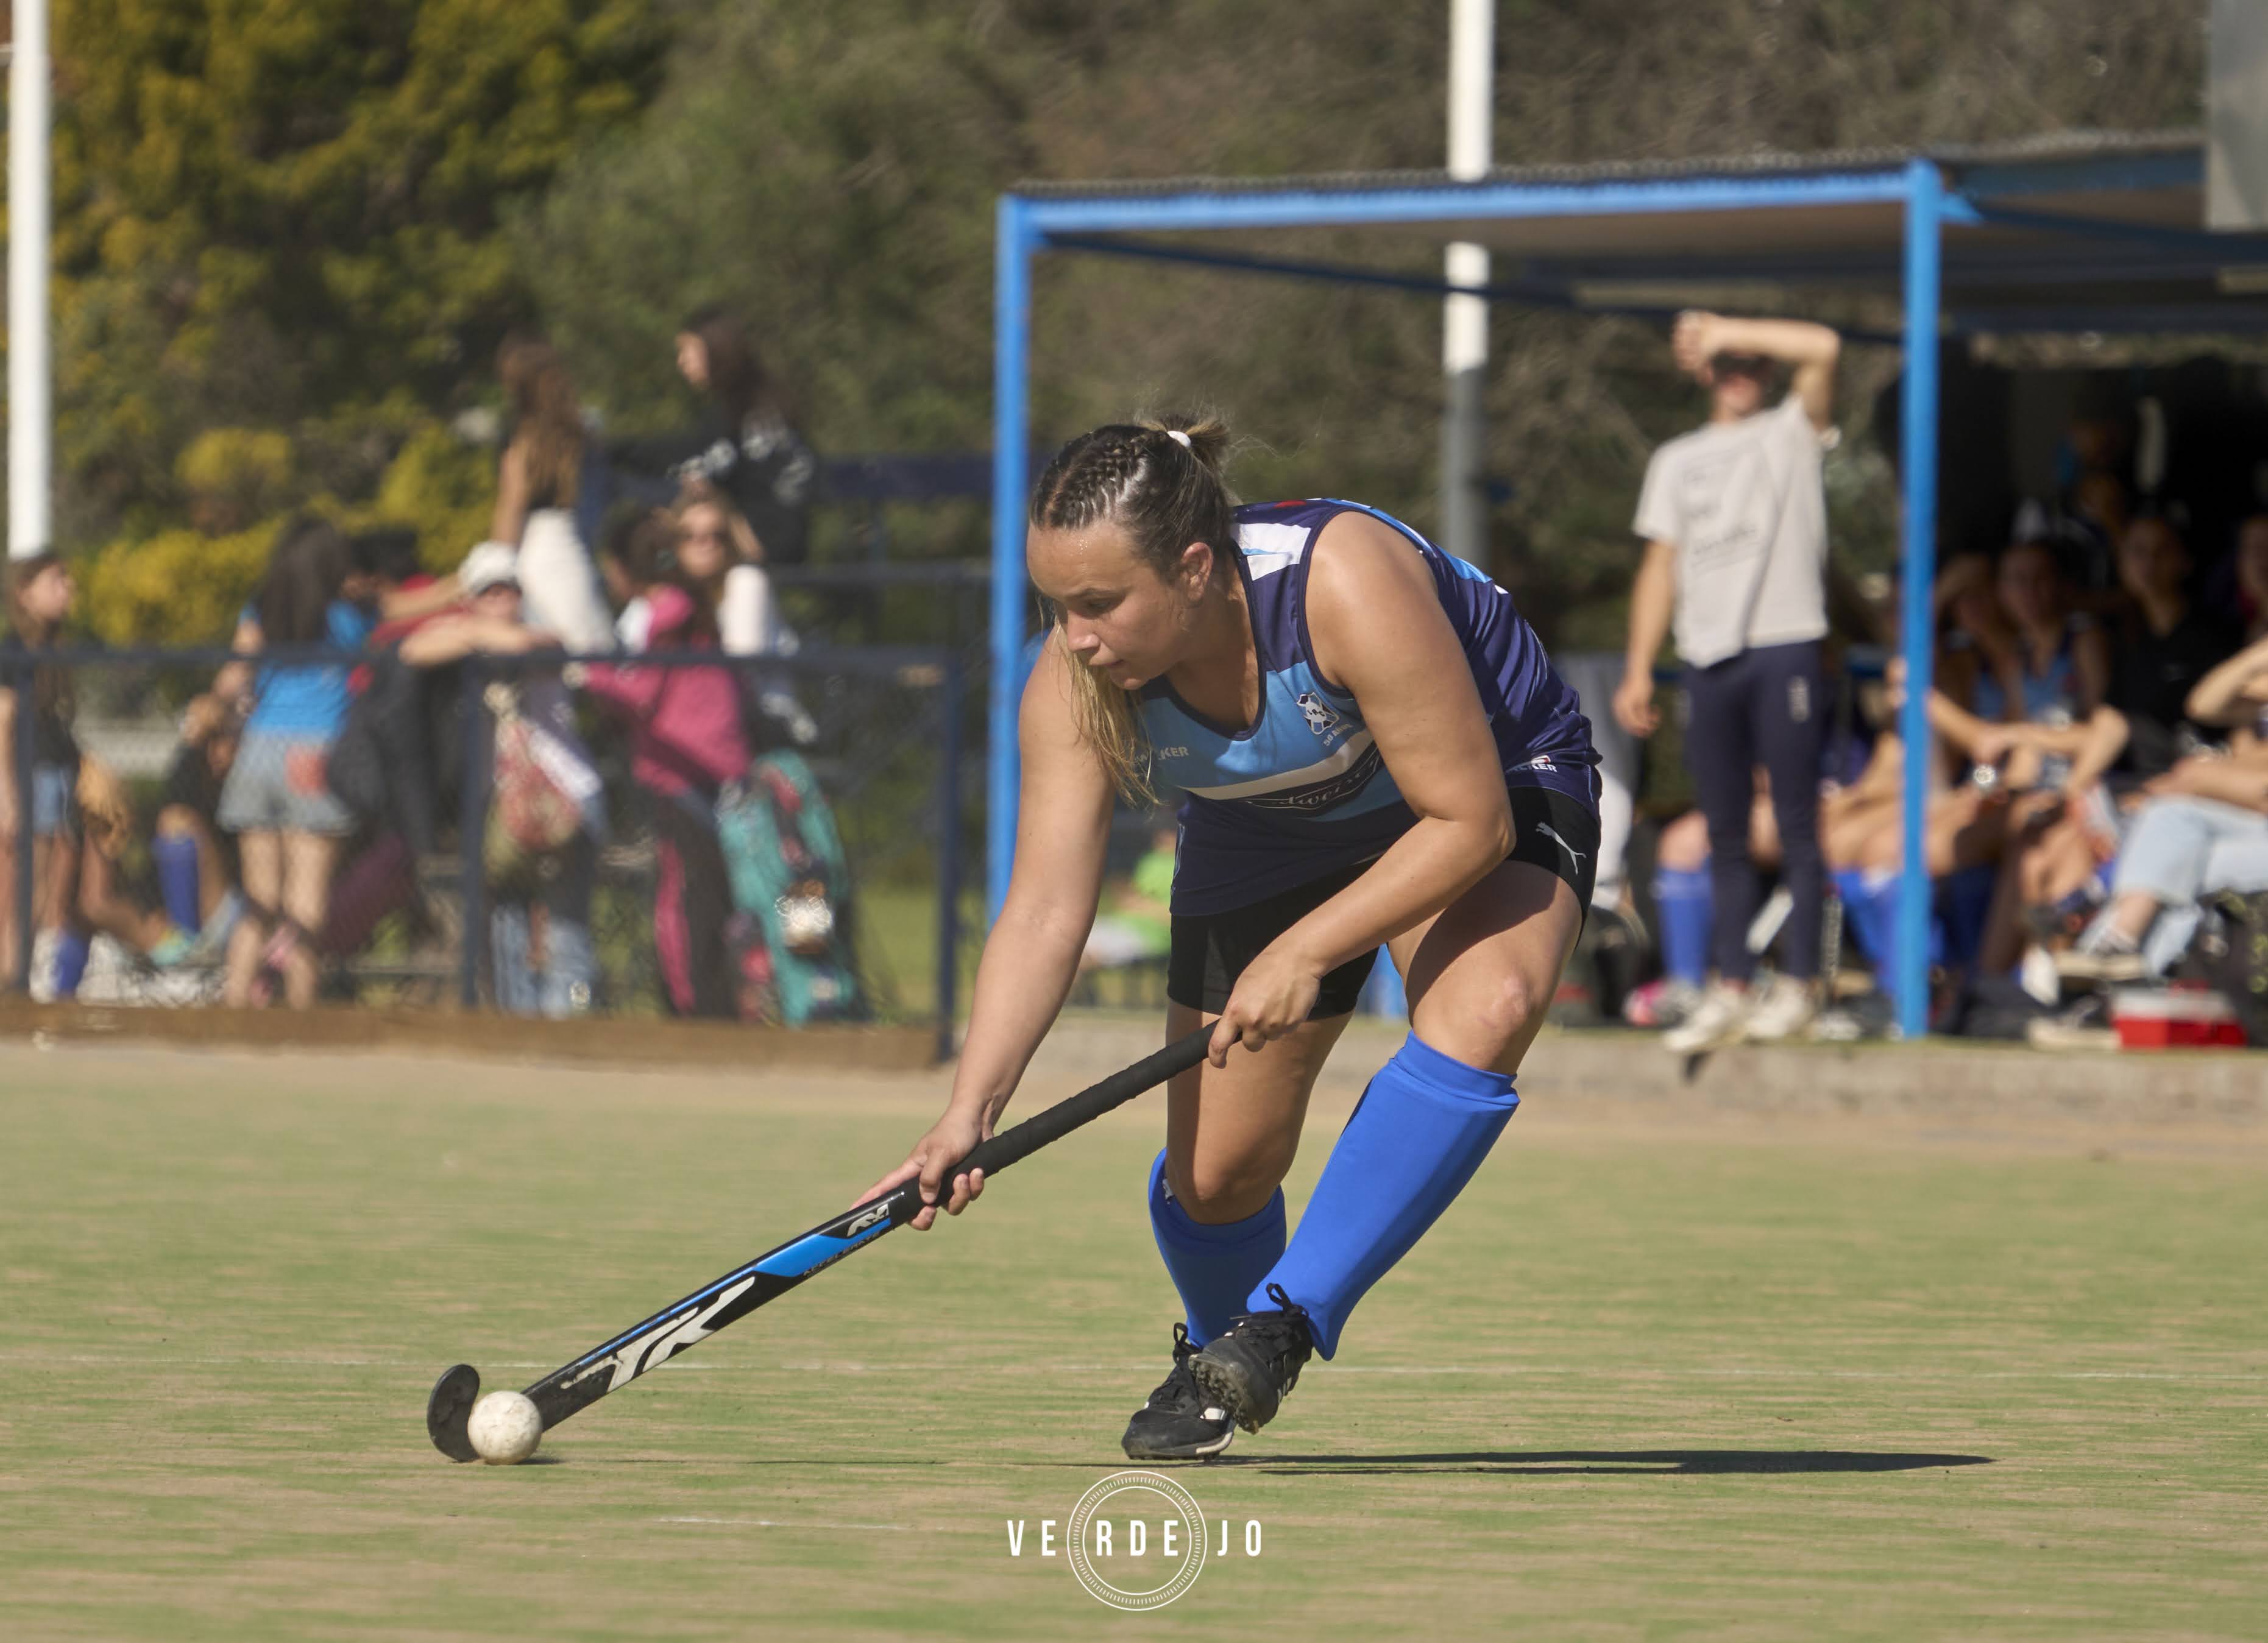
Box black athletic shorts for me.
[1165,783,1600,1017]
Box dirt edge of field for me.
[0,997,936,1072]
[2,1000,2259,1131]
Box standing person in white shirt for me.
[1614,311,1841,1050]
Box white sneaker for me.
[1662,983,1751,1054]
[2054,947,2146,983]
[1743,975,1820,1043]
[28,928,62,1004]
[2027,994,2117,1052]
[2019,944,2063,1007]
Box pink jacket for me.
[581,587,750,797]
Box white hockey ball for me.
[467,1390,543,1465]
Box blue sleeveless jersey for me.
[1144,499,1598,914]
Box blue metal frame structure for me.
[988,136,2253,1038]
[1894,159,1943,1033]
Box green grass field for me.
[2,1028,2263,1639]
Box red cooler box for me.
[2109,989,2247,1050]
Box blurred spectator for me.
[2050,392,2136,602]
[604,503,668,653]
[316,529,466,952]
[675,480,786,653]
[2055,635,2268,981]
[1618,309,1841,1052]
[614,309,818,567]
[2189,631,2268,747]
[1984,515,2238,973]
[347,526,458,629]
[1941,542,2111,740]
[2,553,90,997]
[2104,514,2241,779]
[70,754,198,969]
[673,480,814,744]
[1921,548,2124,977]
[1625,799,1779,1028]
[216,518,370,1008]
[151,692,244,944]
[320,522,467,952]
[3,556,215,1000]
[1080,822,1177,977]
[2229,513,2268,645]
[2061,761,2268,981]
[578,514,751,1018]
[399,545,601,1017]
[491,337,615,653]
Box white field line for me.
[1,1350,2260,1383]
[656,1516,920,1532]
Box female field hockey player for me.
[859,417,1600,1460]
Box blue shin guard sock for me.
[1148,1148,1286,1348]
[152,834,203,934]
[1651,866,1712,988]
[54,929,91,997]
[1255,1033,1517,1359]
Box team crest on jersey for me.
[1295,691,1342,737]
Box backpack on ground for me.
[2193,889,2268,1047]
[482,681,585,888]
[715,750,861,1025]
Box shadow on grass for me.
[1228,1449,1993,1475]
[530,1450,1991,1475]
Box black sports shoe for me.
[1122,1323,1236,1461]
[1188,1284,1314,1434]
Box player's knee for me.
[1466,967,1545,1050]
[1175,1153,1285,1223]
[155,805,197,838]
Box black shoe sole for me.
[1121,1422,1235,1462]
[1189,1353,1275,1435]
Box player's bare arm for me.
[856,635,1115,1228]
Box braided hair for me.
[1029,414,1235,802]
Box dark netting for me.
[4,645,976,1041]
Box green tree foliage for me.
[14,0,2214,645]
[33,0,671,635]
[520,0,2205,640]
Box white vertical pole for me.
[1440,0,1494,564]
[9,0,54,559]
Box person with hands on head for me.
[2186,629,2268,747]
[859,415,1600,1461]
[1617,309,1841,1053]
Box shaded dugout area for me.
[987,128,2268,1034]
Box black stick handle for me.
[946,1028,1210,1183]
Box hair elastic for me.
[1165,429,1192,450]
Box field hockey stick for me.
[427,1027,1213,1460]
